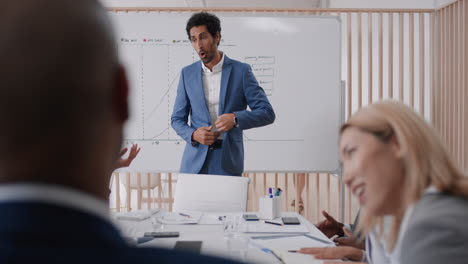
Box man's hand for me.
[334,227,365,249]
[115,144,141,169]
[316,210,344,238]
[215,113,236,132]
[192,126,220,145]
[298,246,363,261]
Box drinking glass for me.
[151,213,164,231]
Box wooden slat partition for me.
[430,12,435,125]
[125,173,131,211]
[399,12,404,101]
[357,12,362,108]
[157,173,163,208]
[457,1,460,166]
[461,0,466,171]
[347,12,353,119]
[454,3,459,165]
[409,13,414,107]
[147,173,151,209]
[368,12,373,104]
[168,173,173,212]
[419,13,425,115]
[448,5,453,157]
[346,12,353,223]
[435,0,468,172]
[110,7,434,13]
[389,13,394,98]
[443,7,447,143]
[378,13,383,99]
[136,172,142,209]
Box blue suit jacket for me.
[171,55,275,175]
[0,201,239,264]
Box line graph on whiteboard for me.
[118,39,303,146]
[121,41,195,145]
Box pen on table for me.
[287,250,298,253]
[264,220,282,226]
[268,187,273,198]
[179,213,192,218]
[270,250,285,264]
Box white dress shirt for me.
[0,183,111,223]
[201,52,225,139]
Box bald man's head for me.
[0,0,127,185]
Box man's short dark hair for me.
[186,12,221,44]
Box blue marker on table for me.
[268,188,273,198]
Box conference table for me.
[113,211,334,264]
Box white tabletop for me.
[113,211,331,264]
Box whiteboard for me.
[109,12,343,173]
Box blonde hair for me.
[341,100,468,250]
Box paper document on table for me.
[198,214,224,225]
[160,211,202,224]
[114,209,160,221]
[273,250,323,264]
[252,235,334,251]
[244,221,309,233]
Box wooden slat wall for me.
[323,10,435,223]
[106,5,468,224]
[435,0,468,172]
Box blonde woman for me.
[337,100,468,264]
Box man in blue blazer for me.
[171,12,275,176]
[0,1,239,263]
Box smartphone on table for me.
[281,217,301,225]
[143,231,180,238]
[243,214,260,221]
[174,241,203,253]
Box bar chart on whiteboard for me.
[110,13,342,172]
